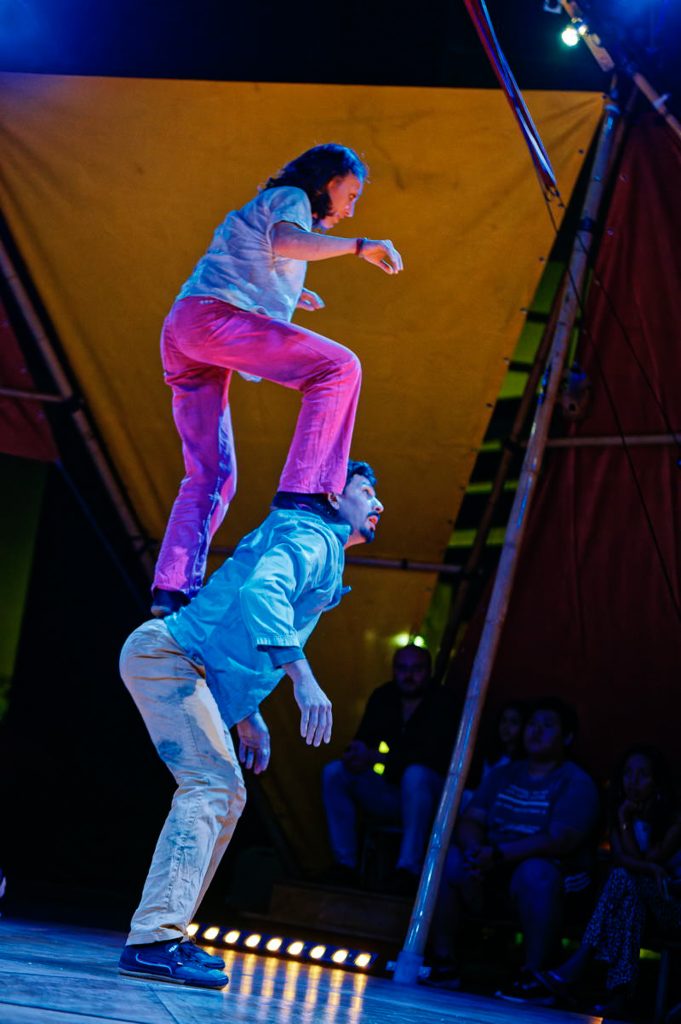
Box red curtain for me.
[453,114,681,781]
[0,297,58,461]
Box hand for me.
[359,238,404,275]
[341,739,374,774]
[463,844,495,879]
[236,710,270,774]
[297,288,325,311]
[285,659,333,746]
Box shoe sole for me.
[119,966,227,988]
[495,991,555,1006]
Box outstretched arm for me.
[272,222,403,274]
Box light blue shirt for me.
[176,186,312,321]
[166,509,350,727]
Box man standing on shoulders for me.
[152,143,402,617]
[119,460,383,989]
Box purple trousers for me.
[153,296,362,595]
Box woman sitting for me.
[536,744,681,1016]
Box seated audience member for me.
[534,744,681,1016]
[460,700,528,812]
[428,697,600,997]
[322,643,460,894]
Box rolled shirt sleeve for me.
[265,186,313,238]
[238,534,327,650]
[260,644,305,668]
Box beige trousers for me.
[119,619,246,944]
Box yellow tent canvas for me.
[0,73,602,859]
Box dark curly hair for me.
[346,459,376,487]
[271,459,377,519]
[262,143,368,221]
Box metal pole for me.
[0,238,154,577]
[393,94,622,984]
[543,432,681,448]
[433,79,631,687]
[208,545,465,576]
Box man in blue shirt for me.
[118,459,383,989]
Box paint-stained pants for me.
[119,618,247,945]
[153,296,362,595]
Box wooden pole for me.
[393,93,622,985]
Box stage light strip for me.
[190,922,379,973]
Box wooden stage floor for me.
[0,917,601,1024]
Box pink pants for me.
[153,296,362,595]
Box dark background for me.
[3,0,679,93]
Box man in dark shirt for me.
[322,644,459,892]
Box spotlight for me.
[391,631,410,647]
[561,24,580,45]
[189,922,381,974]
[187,922,200,937]
[543,0,563,12]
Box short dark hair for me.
[394,643,432,671]
[346,459,376,488]
[262,144,368,221]
[526,696,579,742]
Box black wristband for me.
[355,237,367,257]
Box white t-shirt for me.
[177,186,312,321]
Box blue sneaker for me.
[180,939,225,968]
[119,939,228,988]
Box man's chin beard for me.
[359,526,375,544]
